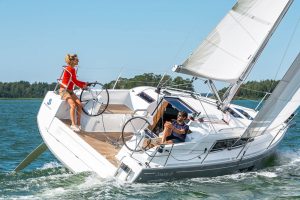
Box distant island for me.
[0,81,57,98]
[0,73,278,100]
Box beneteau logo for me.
[44,98,52,110]
[47,98,52,105]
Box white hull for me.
[37,87,290,182]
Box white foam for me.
[38,161,62,170]
[224,173,247,180]
[256,171,277,178]
[189,170,278,184]
[75,173,103,189]
[39,187,68,198]
[276,151,300,168]
[290,157,300,164]
[3,195,39,200]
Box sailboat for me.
[15,0,300,182]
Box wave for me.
[1,157,300,200]
[37,162,62,170]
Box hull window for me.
[211,138,248,152]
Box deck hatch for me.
[137,92,155,103]
[164,97,195,114]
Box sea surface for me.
[1,99,300,200]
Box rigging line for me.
[158,66,175,88]
[239,121,277,159]
[268,14,300,93]
[251,110,293,139]
[168,83,193,89]
[160,76,173,88]
[165,25,197,72]
[194,92,218,134]
[81,66,166,72]
[117,80,163,84]
[159,71,176,88]
[240,108,288,150]
[157,72,167,88]
[155,29,194,88]
[169,152,206,162]
[218,85,272,103]
[230,95,261,103]
[164,76,196,90]
[238,86,273,94]
[160,19,201,88]
[143,146,205,159]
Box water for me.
[1,99,300,199]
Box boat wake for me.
[37,161,62,170]
[1,151,300,199]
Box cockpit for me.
[150,96,196,135]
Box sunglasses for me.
[70,54,78,61]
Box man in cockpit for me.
[161,111,189,144]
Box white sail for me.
[242,53,300,138]
[173,0,293,83]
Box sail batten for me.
[173,0,293,83]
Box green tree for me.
[0,81,56,98]
[219,79,279,100]
[104,73,194,91]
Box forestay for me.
[173,0,292,83]
[242,53,300,138]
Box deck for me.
[76,131,122,166]
[61,118,132,167]
[104,104,133,114]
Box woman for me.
[59,54,88,132]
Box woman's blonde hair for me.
[65,54,78,65]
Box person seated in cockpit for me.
[161,111,189,144]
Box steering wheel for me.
[121,116,152,152]
[80,82,109,116]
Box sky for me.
[0,0,299,91]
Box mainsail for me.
[242,53,300,138]
[173,0,293,83]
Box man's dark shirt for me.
[171,120,189,142]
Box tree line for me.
[0,81,57,98]
[104,73,194,91]
[0,74,278,99]
[219,79,279,100]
